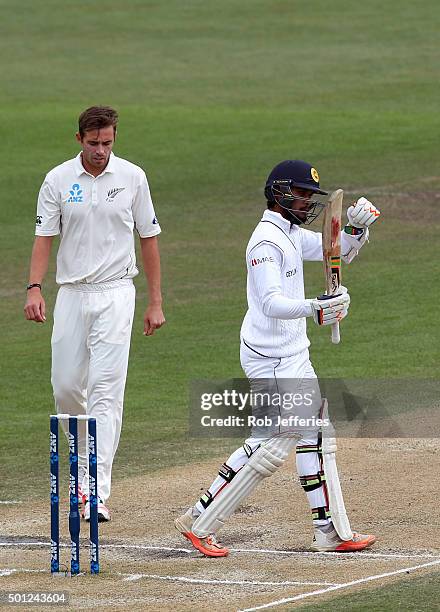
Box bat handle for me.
[331,322,340,344]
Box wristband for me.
[26,283,42,291]
[344,224,364,236]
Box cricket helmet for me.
[264,159,327,225]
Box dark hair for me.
[78,106,118,138]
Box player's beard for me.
[288,209,307,225]
[278,205,308,226]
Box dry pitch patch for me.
[1,439,440,611]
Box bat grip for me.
[331,322,340,344]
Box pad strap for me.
[243,443,256,458]
[199,491,213,510]
[296,444,320,455]
[311,505,331,521]
[299,471,326,492]
[218,463,237,483]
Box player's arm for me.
[24,176,60,323]
[249,242,348,325]
[132,170,165,336]
[139,236,165,336]
[249,242,304,318]
[24,236,54,323]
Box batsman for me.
[175,160,380,556]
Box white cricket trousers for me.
[195,343,330,525]
[241,343,330,525]
[51,279,135,503]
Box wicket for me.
[50,414,99,575]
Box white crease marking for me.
[239,559,440,611]
[119,572,339,587]
[1,541,439,561]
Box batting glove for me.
[310,286,350,326]
[347,197,381,228]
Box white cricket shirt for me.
[240,209,365,358]
[35,152,161,284]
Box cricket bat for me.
[322,189,343,344]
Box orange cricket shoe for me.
[312,525,376,552]
[174,509,229,558]
[334,532,376,552]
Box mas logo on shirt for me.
[251,256,274,267]
[67,184,83,203]
[106,187,126,202]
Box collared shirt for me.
[35,152,161,284]
[240,209,365,358]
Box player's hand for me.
[24,288,46,323]
[347,197,381,228]
[143,304,165,336]
[310,286,350,326]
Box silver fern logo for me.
[106,187,125,202]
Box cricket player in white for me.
[175,160,380,556]
[24,106,165,521]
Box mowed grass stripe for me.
[0,0,438,504]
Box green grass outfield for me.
[1,0,438,493]
[0,1,439,604]
[296,571,440,611]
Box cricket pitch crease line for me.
[1,541,440,561]
[0,569,46,577]
[239,558,440,611]
[230,547,440,560]
[119,573,340,587]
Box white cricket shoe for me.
[83,499,111,522]
[311,524,376,552]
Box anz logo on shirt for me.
[67,184,83,203]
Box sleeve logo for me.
[251,256,274,266]
[36,215,42,225]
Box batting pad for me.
[192,436,297,538]
[321,399,353,541]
